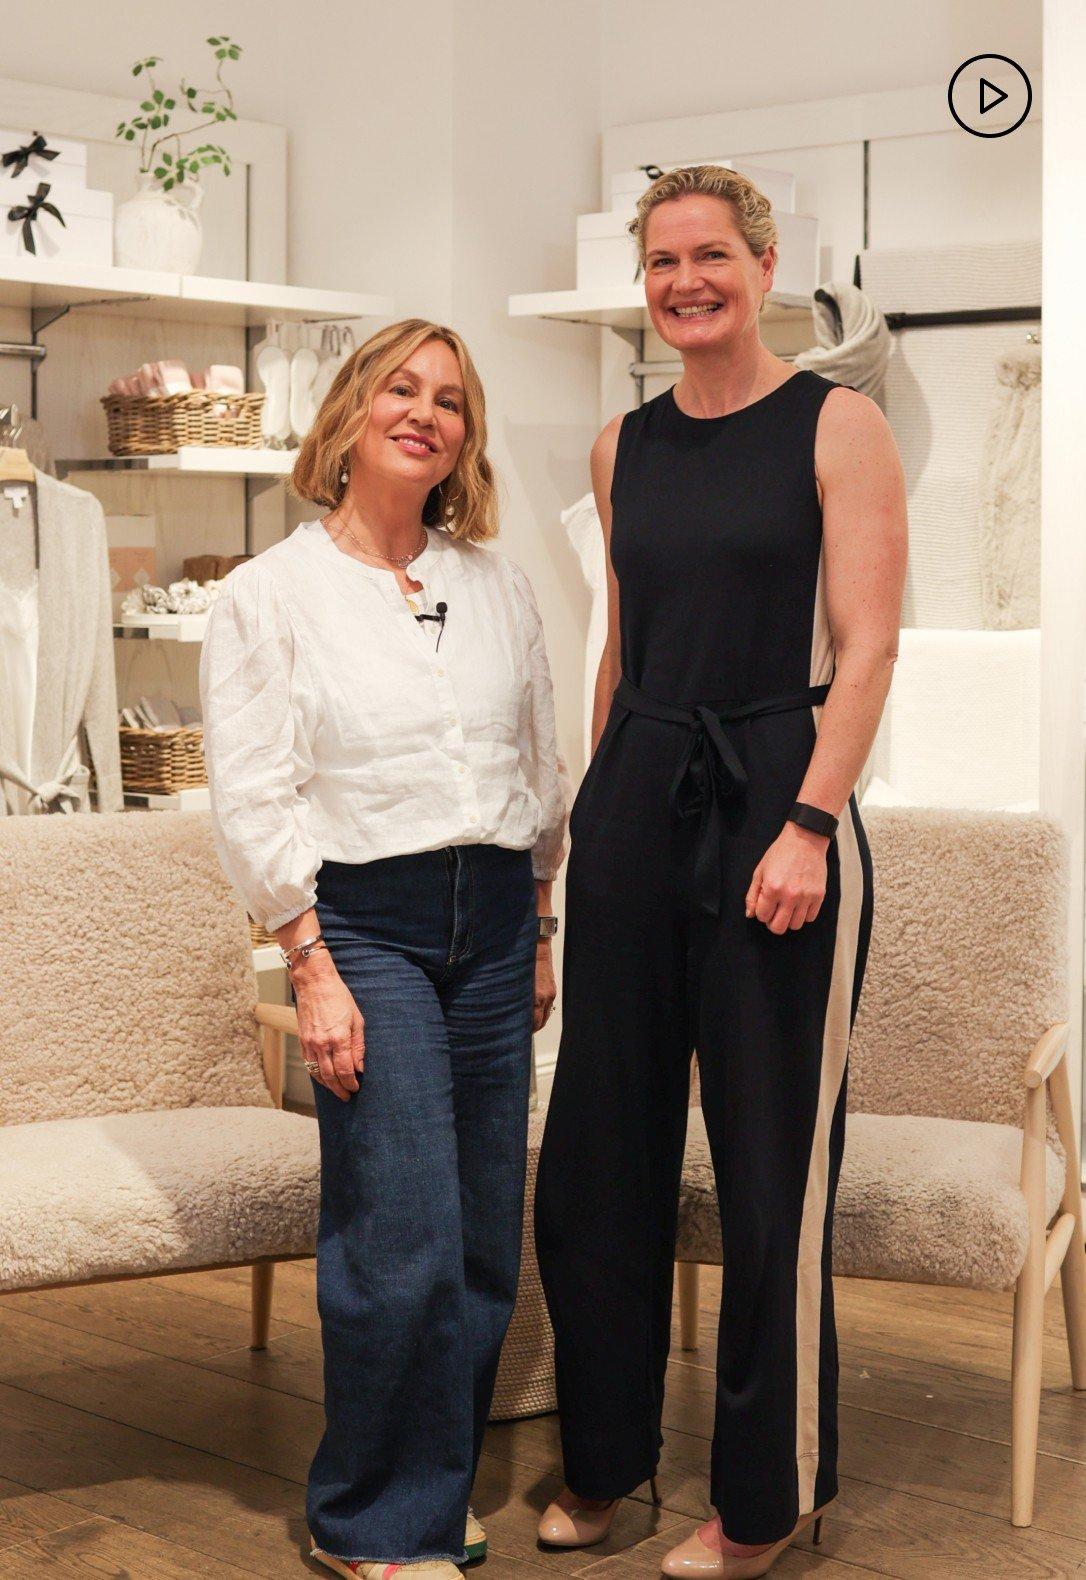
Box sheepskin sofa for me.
[0,810,319,1291]
[677,807,1068,1292]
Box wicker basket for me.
[101,391,265,456]
[490,1109,557,1420]
[248,916,279,950]
[119,726,206,795]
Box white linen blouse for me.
[198,518,572,932]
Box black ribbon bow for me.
[2,132,59,180]
[7,182,65,255]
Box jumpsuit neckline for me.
[666,369,804,426]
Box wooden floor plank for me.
[3,1250,1086,1573]
[0,1474,92,1555]
[0,1514,265,1576]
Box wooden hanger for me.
[0,446,35,482]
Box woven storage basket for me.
[490,1108,557,1420]
[119,726,206,795]
[101,391,265,455]
[248,916,279,949]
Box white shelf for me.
[114,612,209,643]
[0,255,393,325]
[60,446,295,478]
[252,945,285,973]
[507,285,812,328]
[122,786,210,811]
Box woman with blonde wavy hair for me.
[199,318,570,1579]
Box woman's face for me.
[354,337,467,496]
[641,194,775,351]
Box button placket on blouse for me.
[386,580,481,831]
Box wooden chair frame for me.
[676,1021,1086,1528]
[2,1002,306,1353]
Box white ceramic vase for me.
[113,174,204,273]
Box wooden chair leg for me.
[677,1262,700,1351]
[1011,1083,1047,1527]
[1048,1055,1086,1388]
[251,1261,275,1350]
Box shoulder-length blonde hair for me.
[290,318,499,543]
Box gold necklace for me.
[333,514,428,569]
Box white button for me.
[446,715,457,726]
[457,764,466,776]
[468,814,478,824]
[436,666,446,677]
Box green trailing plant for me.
[114,35,241,190]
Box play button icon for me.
[949,54,1032,138]
[979,78,1008,115]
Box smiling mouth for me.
[670,302,724,318]
[390,435,437,455]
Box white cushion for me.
[0,1106,319,1291]
[678,1107,1063,1293]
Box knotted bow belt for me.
[0,736,90,815]
[613,674,832,918]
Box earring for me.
[339,467,349,485]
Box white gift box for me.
[576,210,640,289]
[610,160,796,220]
[0,127,88,196]
[1,182,113,266]
[576,205,818,300]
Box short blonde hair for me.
[628,164,779,268]
[290,318,499,543]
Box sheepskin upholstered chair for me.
[677,807,1086,1528]
[0,809,319,1346]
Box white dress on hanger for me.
[0,573,38,807]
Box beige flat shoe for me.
[659,1502,828,1577]
[308,1538,463,1578]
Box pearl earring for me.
[339,467,349,485]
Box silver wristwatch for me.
[537,915,559,941]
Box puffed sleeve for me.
[506,558,573,881]
[198,564,321,932]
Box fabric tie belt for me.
[0,736,90,815]
[612,674,832,918]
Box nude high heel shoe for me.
[660,1501,828,1577]
[538,1477,661,1548]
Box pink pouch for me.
[198,364,245,395]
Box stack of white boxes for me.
[576,159,817,302]
[0,128,113,265]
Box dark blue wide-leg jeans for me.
[304,842,537,1566]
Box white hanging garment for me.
[977,341,1041,629]
[0,470,121,815]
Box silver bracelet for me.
[279,933,325,967]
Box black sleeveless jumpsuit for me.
[535,371,874,1546]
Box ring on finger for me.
[304,1059,320,1074]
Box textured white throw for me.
[978,341,1041,629]
[794,281,891,398]
[859,239,1041,628]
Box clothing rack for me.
[851,254,1040,332]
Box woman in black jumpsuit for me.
[535,167,906,1577]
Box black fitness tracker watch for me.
[787,801,839,839]
[537,914,559,941]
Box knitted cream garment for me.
[978,341,1041,629]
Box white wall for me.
[600,0,1041,126]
